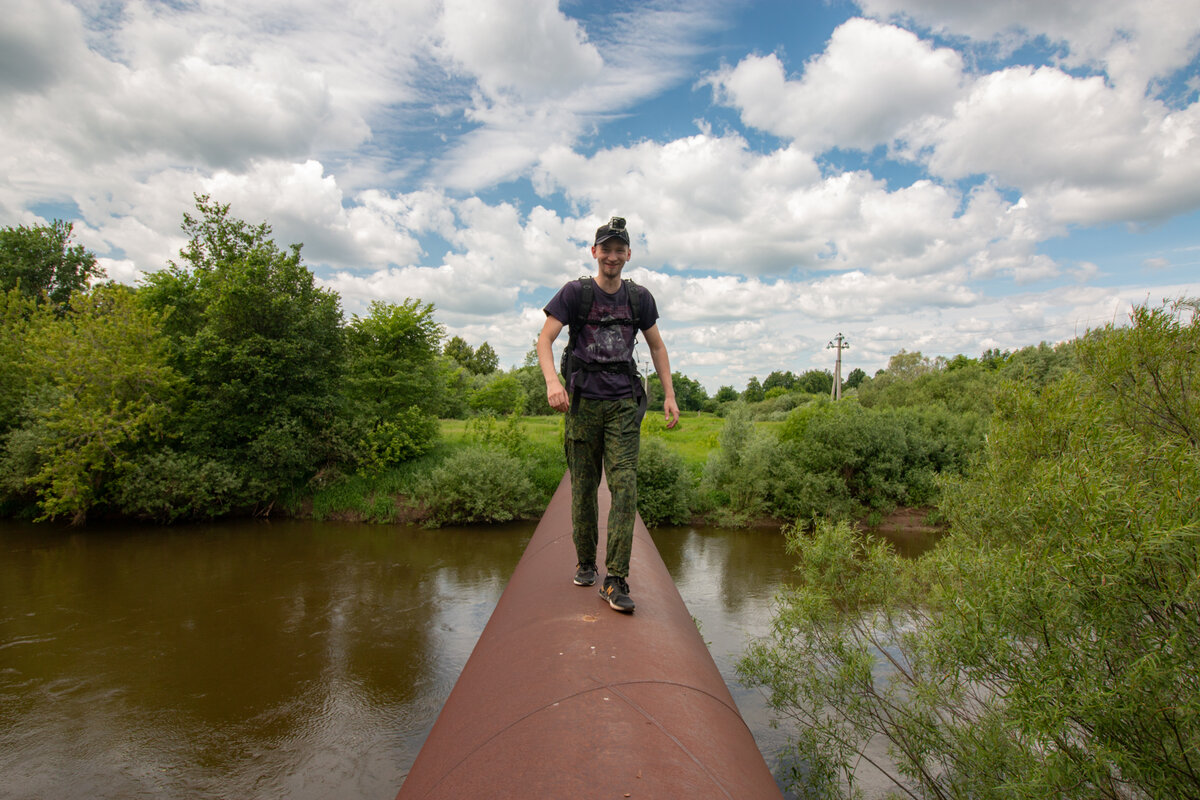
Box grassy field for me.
[441,411,781,476]
[309,411,765,523]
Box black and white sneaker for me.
[599,576,635,613]
[573,563,598,586]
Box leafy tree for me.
[0,285,179,523]
[435,356,473,419]
[342,299,444,470]
[1001,340,1077,386]
[469,373,525,415]
[138,196,344,508]
[795,368,833,395]
[649,370,708,411]
[345,299,443,419]
[699,405,805,524]
[842,367,866,391]
[510,364,556,415]
[776,400,960,515]
[741,299,1200,800]
[944,353,974,370]
[858,357,997,418]
[714,385,739,403]
[0,289,37,436]
[979,346,1008,368]
[763,370,797,392]
[0,220,105,309]
[743,376,765,403]
[443,335,474,367]
[471,341,499,374]
[443,335,499,375]
[636,438,692,526]
[883,348,936,379]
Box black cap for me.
[594,216,630,246]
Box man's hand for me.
[547,382,569,413]
[663,397,680,429]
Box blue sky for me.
[3,0,1199,392]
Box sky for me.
[3,0,1199,393]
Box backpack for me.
[560,276,643,412]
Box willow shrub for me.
[636,438,692,527]
[740,299,1200,800]
[417,444,540,526]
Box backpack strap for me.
[560,276,594,385]
[560,276,643,413]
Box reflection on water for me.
[653,525,800,786]
[1,517,919,799]
[0,519,531,800]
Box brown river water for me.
[0,517,931,799]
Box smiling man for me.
[537,216,680,613]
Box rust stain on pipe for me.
[396,473,783,799]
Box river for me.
[1,517,826,799]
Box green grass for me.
[441,414,564,450]
[307,411,747,523]
[640,411,723,474]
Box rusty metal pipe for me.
[396,473,783,799]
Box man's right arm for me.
[537,315,569,413]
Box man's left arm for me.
[642,324,679,428]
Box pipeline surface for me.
[396,473,783,799]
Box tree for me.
[763,370,797,392]
[0,220,105,309]
[139,196,344,508]
[510,365,556,415]
[471,341,499,374]
[649,370,708,411]
[443,335,474,367]
[842,367,866,391]
[882,348,935,379]
[714,385,739,403]
[443,335,499,375]
[743,376,765,403]
[979,347,1009,369]
[0,289,37,436]
[469,373,525,415]
[343,299,444,470]
[0,285,179,523]
[796,368,833,395]
[344,299,444,420]
[740,299,1200,800]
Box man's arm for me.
[536,315,569,413]
[642,324,679,428]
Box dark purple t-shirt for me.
[545,279,659,400]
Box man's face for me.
[591,239,631,279]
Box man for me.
[537,216,680,614]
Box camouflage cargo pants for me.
[565,396,641,578]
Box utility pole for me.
[827,333,850,400]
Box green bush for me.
[699,406,794,525]
[111,450,241,522]
[777,399,980,515]
[636,438,692,527]
[740,299,1200,800]
[355,406,439,473]
[418,445,539,526]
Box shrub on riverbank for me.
[418,445,541,526]
[635,438,692,527]
[738,299,1200,800]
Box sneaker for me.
[573,563,598,586]
[599,576,635,613]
